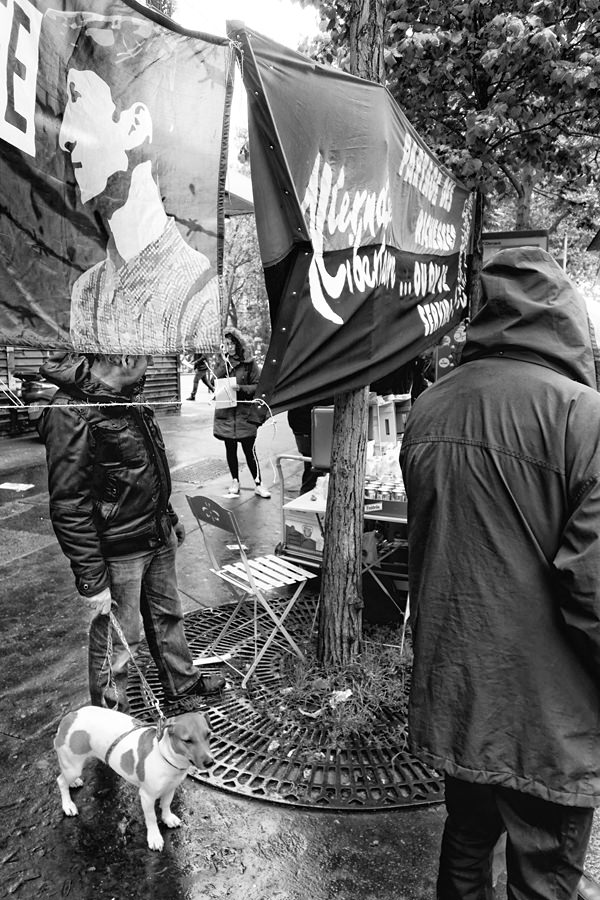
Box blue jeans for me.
[88,531,199,712]
[437,776,593,900]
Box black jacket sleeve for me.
[39,405,110,597]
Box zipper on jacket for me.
[132,405,171,540]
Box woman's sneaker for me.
[254,483,271,499]
[224,479,240,497]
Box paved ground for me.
[1,385,599,899]
[0,393,445,900]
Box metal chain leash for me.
[105,610,167,737]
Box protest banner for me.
[228,23,474,412]
[0,0,232,354]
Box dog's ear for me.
[169,719,193,745]
[203,712,213,733]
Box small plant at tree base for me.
[252,623,413,752]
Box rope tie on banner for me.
[0,397,188,410]
[228,37,244,77]
[105,610,167,738]
[0,395,276,411]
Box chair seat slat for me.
[220,563,254,588]
[232,560,280,590]
[257,556,307,584]
[213,567,253,592]
[226,562,276,592]
[244,559,287,588]
[265,554,317,580]
[249,557,296,586]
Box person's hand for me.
[81,586,112,615]
[174,521,186,546]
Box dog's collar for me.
[104,722,190,771]
[158,732,190,771]
[104,723,152,766]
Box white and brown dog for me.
[54,706,213,851]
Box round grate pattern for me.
[128,595,443,810]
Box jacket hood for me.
[40,352,129,401]
[223,327,254,363]
[461,247,599,389]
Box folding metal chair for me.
[186,495,318,688]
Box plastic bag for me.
[214,376,237,409]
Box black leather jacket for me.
[37,355,178,598]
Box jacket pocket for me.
[92,463,122,512]
[93,498,119,526]
[92,419,144,466]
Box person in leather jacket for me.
[38,352,224,711]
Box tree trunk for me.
[515,167,535,230]
[318,387,369,664]
[468,188,485,319]
[317,0,385,665]
[348,0,386,84]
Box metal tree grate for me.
[127,595,443,810]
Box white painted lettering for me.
[300,152,397,324]
[0,0,42,157]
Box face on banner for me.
[59,68,135,205]
[0,1,231,354]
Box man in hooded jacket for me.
[400,247,600,899]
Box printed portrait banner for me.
[228,23,474,414]
[0,0,233,353]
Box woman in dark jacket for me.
[213,328,270,498]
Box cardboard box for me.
[284,510,324,553]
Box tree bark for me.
[515,166,535,230]
[318,386,369,664]
[317,0,385,664]
[348,0,386,84]
[468,188,485,319]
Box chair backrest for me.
[186,495,238,535]
[187,494,262,595]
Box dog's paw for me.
[69,776,83,789]
[62,800,79,817]
[146,830,164,852]
[162,812,181,829]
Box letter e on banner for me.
[0,0,42,157]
